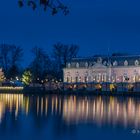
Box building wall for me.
[111,66,140,83]
[63,66,140,83]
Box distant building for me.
[63,55,140,83]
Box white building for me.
[63,55,140,83]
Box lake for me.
[0,93,139,140]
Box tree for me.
[8,65,20,79]
[18,0,69,15]
[0,44,11,75]
[52,42,79,79]
[0,68,5,86]
[29,46,50,82]
[8,46,23,79]
[22,70,32,86]
[0,44,23,79]
[11,46,23,66]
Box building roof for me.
[66,55,140,68]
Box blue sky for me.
[0,0,140,65]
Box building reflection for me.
[0,93,140,129]
[62,96,140,128]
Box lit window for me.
[124,60,128,66]
[76,62,79,68]
[85,77,88,82]
[97,57,102,63]
[113,61,118,66]
[67,77,70,83]
[103,61,107,65]
[75,77,78,82]
[135,60,139,66]
[85,62,88,68]
[68,63,71,68]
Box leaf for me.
[18,0,24,7]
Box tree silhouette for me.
[18,0,69,15]
[29,46,50,82]
[52,42,79,79]
[0,44,23,79]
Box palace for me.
[63,55,140,83]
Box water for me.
[0,93,139,140]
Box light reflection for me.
[0,101,5,123]
[0,94,24,121]
[25,97,29,115]
[62,96,140,128]
[0,94,140,129]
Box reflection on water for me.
[63,96,140,128]
[0,94,24,122]
[0,94,140,128]
[0,93,140,139]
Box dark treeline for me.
[0,43,79,83]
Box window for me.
[67,77,70,83]
[85,77,88,82]
[95,75,97,81]
[97,57,102,64]
[68,63,71,68]
[75,77,78,82]
[79,77,81,82]
[135,60,139,66]
[85,62,88,68]
[102,74,106,82]
[71,77,72,82]
[88,76,91,82]
[76,62,79,68]
[113,61,118,66]
[97,74,100,81]
[124,60,128,66]
[103,61,107,65]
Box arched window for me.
[113,60,118,66]
[67,77,70,83]
[97,57,102,64]
[84,77,88,82]
[79,77,82,82]
[85,62,88,68]
[103,61,107,65]
[124,60,128,66]
[135,60,139,66]
[76,62,79,68]
[68,63,71,68]
[75,77,78,82]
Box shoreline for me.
[23,88,140,97]
[0,86,140,97]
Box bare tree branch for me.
[18,0,69,15]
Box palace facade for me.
[63,55,140,83]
